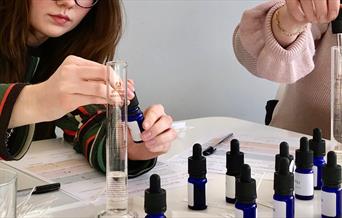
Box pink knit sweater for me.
[233,0,336,138]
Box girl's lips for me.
[49,14,71,25]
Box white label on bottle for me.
[226,175,235,199]
[273,200,286,218]
[234,208,244,218]
[294,172,314,196]
[321,191,336,217]
[289,160,295,173]
[313,166,318,187]
[127,121,142,142]
[188,183,194,207]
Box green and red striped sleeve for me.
[56,104,156,178]
[0,83,35,160]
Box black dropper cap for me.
[188,143,207,178]
[322,151,342,188]
[274,158,294,196]
[309,128,326,157]
[332,0,342,34]
[295,137,313,169]
[128,92,139,110]
[144,174,167,214]
[275,142,294,172]
[236,164,257,204]
[226,139,244,176]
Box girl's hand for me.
[285,0,340,24]
[9,55,135,127]
[127,104,177,160]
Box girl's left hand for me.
[127,104,177,160]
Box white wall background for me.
[117,0,279,124]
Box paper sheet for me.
[167,134,279,180]
[5,146,186,202]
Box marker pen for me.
[321,151,341,218]
[226,139,244,203]
[273,158,295,218]
[309,128,326,190]
[188,143,207,210]
[294,137,314,200]
[235,164,257,218]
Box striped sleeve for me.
[56,104,156,178]
[0,83,35,160]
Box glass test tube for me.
[99,60,135,218]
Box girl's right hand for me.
[285,0,341,24]
[37,55,109,121]
[9,55,135,127]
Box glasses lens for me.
[75,0,98,8]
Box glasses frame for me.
[75,0,99,8]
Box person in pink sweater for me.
[233,0,342,138]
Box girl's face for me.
[29,0,92,45]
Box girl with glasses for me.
[0,0,176,177]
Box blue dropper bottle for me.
[127,93,144,143]
[321,151,341,218]
[235,164,257,218]
[309,128,326,190]
[226,139,244,203]
[188,143,207,210]
[294,137,314,200]
[144,174,167,218]
[273,158,295,218]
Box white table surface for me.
[1,116,338,218]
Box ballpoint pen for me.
[202,133,234,156]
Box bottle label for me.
[313,166,317,187]
[273,200,286,218]
[127,121,142,142]
[321,191,336,217]
[226,175,235,199]
[294,172,313,196]
[234,208,244,218]
[188,183,194,207]
[289,160,295,173]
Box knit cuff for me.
[0,84,34,160]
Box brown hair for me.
[0,0,123,83]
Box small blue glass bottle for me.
[188,143,207,210]
[226,139,244,204]
[273,158,295,218]
[294,137,314,200]
[127,94,144,143]
[309,128,326,190]
[144,174,167,218]
[321,151,342,218]
[235,164,257,218]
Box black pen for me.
[33,182,61,194]
[19,182,61,195]
[202,133,234,156]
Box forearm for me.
[271,5,308,47]
[8,84,45,128]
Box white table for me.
[1,117,337,217]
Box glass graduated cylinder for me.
[332,45,342,146]
[100,60,132,217]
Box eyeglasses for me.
[75,0,99,8]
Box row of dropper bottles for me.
[143,129,341,218]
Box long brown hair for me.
[0,0,123,83]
